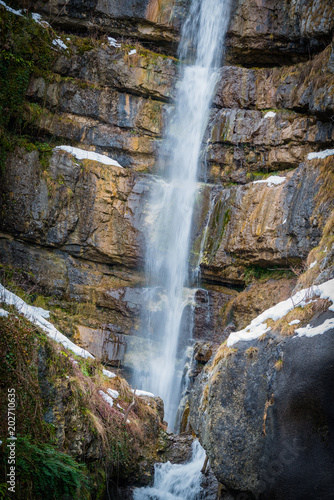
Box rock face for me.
[0,148,146,266]
[226,0,334,66]
[1,0,334,496]
[18,0,188,52]
[189,313,334,499]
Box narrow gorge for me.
[0,0,333,499]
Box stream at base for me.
[133,440,206,500]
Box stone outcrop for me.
[189,312,334,499]
[194,156,333,285]
[1,0,334,496]
[0,148,146,266]
[226,0,334,66]
[17,0,188,52]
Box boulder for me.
[189,311,334,499]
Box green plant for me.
[1,436,90,499]
[274,359,283,371]
[0,7,55,169]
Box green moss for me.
[203,204,231,264]
[243,264,295,285]
[1,436,90,499]
[0,6,55,169]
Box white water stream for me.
[133,0,232,429]
[133,440,206,500]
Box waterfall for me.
[133,0,232,429]
[133,440,206,500]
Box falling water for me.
[133,440,206,500]
[133,0,232,429]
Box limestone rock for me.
[75,325,126,366]
[0,148,147,267]
[189,312,334,499]
[225,0,334,66]
[17,0,188,51]
[197,158,333,285]
[214,43,334,117]
[52,44,177,101]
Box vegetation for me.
[243,264,296,285]
[0,5,62,170]
[1,437,90,500]
[274,359,283,371]
[245,346,258,358]
[210,340,237,369]
[0,272,162,498]
[266,298,331,336]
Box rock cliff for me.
[0,0,334,497]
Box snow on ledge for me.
[289,319,300,326]
[295,317,334,339]
[131,389,155,398]
[0,0,23,16]
[31,12,50,27]
[107,388,119,399]
[0,284,94,359]
[226,278,334,347]
[0,308,9,317]
[0,2,50,27]
[103,369,116,378]
[54,146,123,168]
[99,390,113,408]
[253,175,286,187]
[52,38,68,50]
[264,111,276,119]
[108,37,121,48]
[307,149,334,160]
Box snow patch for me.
[131,389,155,398]
[0,1,23,16]
[55,146,123,167]
[307,149,334,160]
[99,390,113,408]
[107,388,119,399]
[227,278,334,346]
[296,317,334,339]
[31,12,50,27]
[0,284,94,359]
[309,260,317,269]
[128,49,137,55]
[108,37,121,48]
[0,308,9,317]
[0,2,50,28]
[264,111,276,119]
[289,319,300,326]
[253,176,286,187]
[52,38,68,50]
[103,368,116,378]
